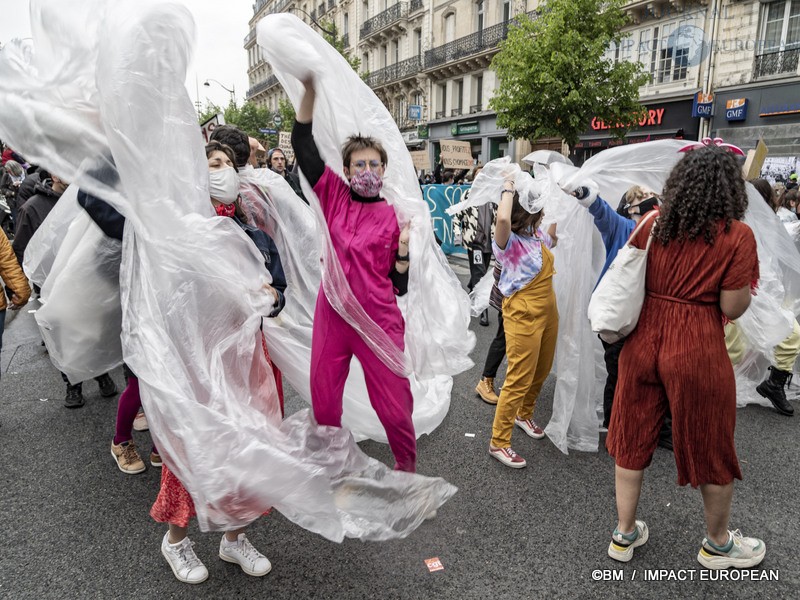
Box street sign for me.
[273,115,283,127]
[408,105,422,120]
[259,128,278,134]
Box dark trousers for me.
[601,337,625,428]
[467,248,491,291]
[0,309,5,379]
[602,335,672,442]
[482,311,506,378]
[61,371,107,388]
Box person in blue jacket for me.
[569,183,671,449]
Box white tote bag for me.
[588,211,658,344]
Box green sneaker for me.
[697,530,766,569]
[608,520,649,562]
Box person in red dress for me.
[151,142,283,584]
[606,144,766,570]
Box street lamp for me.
[204,79,236,105]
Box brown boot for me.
[475,377,499,405]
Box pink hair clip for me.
[678,137,745,156]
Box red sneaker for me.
[489,446,527,468]
[515,417,545,439]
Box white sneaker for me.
[608,520,649,562]
[698,530,766,569]
[161,533,209,584]
[219,533,272,576]
[133,410,149,431]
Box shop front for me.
[712,82,800,159]
[571,98,700,166]
[427,112,509,168]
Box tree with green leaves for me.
[490,0,649,152]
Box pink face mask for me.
[350,169,383,197]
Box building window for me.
[392,40,399,64]
[762,1,800,51]
[444,12,456,44]
[477,1,484,31]
[438,83,447,118]
[362,1,368,21]
[381,44,388,68]
[503,0,511,22]
[362,52,369,71]
[414,28,422,56]
[474,75,483,112]
[343,12,349,35]
[754,1,800,77]
[455,79,464,115]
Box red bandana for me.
[215,202,236,218]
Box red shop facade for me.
[569,98,700,166]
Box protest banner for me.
[439,140,473,169]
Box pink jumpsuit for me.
[310,168,416,472]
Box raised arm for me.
[494,178,514,250]
[290,79,325,188]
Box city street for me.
[0,260,798,599]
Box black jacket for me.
[12,179,63,265]
[15,172,40,207]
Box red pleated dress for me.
[607,217,759,488]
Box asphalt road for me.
[1,259,798,599]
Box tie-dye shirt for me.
[492,229,554,297]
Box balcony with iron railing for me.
[435,110,447,119]
[246,74,280,99]
[753,47,800,79]
[328,0,335,9]
[424,12,536,71]
[361,2,409,41]
[365,55,422,88]
[469,103,482,114]
[244,28,257,47]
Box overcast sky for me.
[0,0,253,111]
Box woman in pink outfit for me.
[291,78,416,472]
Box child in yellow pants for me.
[488,175,558,468]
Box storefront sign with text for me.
[591,108,665,131]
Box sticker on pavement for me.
[464,433,476,438]
[424,557,444,573]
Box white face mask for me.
[208,166,240,205]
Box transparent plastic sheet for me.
[0,0,455,539]
[22,184,82,288]
[36,210,123,382]
[238,169,454,442]
[257,14,474,382]
[469,269,494,316]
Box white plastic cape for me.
[256,14,474,385]
[237,168,456,442]
[22,183,82,288]
[0,0,455,540]
[462,139,800,451]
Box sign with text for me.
[200,113,225,143]
[409,149,430,171]
[278,131,295,164]
[692,92,714,118]
[422,184,469,256]
[725,98,748,121]
[591,108,665,130]
[439,139,473,169]
[408,104,422,120]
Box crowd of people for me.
[3,5,799,588]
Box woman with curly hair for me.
[605,146,766,570]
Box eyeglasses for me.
[351,160,383,172]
